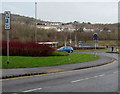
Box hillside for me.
[1,13,118,31]
[1,13,37,25]
[1,14,118,44]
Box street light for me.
[69,31,72,46]
[35,2,37,42]
[75,30,77,47]
[73,21,78,47]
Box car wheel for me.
[70,50,73,53]
[68,51,70,53]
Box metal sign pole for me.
[94,41,96,56]
[7,30,10,64]
[4,11,11,64]
[93,33,98,57]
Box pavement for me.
[1,51,116,79]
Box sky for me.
[1,2,118,24]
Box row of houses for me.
[83,24,111,32]
[36,21,111,32]
[37,21,75,32]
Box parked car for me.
[57,46,74,53]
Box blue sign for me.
[93,33,98,40]
[78,42,83,45]
[4,11,11,30]
[5,19,9,23]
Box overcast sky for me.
[2,2,118,24]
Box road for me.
[2,52,118,92]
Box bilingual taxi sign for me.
[4,11,11,30]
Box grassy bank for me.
[2,53,99,69]
[82,40,118,46]
[75,48,109,52]
[58,40,118,47]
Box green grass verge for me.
[51,51,69,56]
[1,53,99,69]
[75,48,109,52]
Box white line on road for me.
[98,74,105,77]
[71,79,85,83]
[93,76,99,78]
[23,88,42,92]
[84,78,89,80]
[113,71,118,74]
[71,74,105,83]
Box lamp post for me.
[35,2,37,42]
[75,30,77,47]
[69,31,72,46]
[73,21,78,47]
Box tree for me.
[88,22,91,24]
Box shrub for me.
[1,41,55,57]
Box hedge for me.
[1,41,55,57]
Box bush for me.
[1,41,55,57]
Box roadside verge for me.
[1,54,116,79]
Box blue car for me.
[57,46,74,53]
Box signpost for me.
[4,11,11,64]
[93,33,98,56]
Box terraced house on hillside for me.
[37,21,75,32]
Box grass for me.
[51,51,69,56]
[75,48,109,52]
[1,53,99,69]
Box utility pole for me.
[74,24,78,47]
[69,31,72,46]
[35,2,37,42]
[73,21,78,47]
[75,30,77,47]
[65,35,67,47]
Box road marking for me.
[113,71,118,74]
[93,76,99,78]
[71,74,105,83]
[71,79,85,83]
[23,88,42,92]
[1,60,117,82]
[84,78,89,80]
[98,74,105,77]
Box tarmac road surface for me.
[2,51,118,92]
